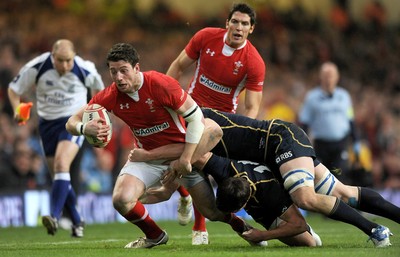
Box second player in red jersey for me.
[168,3,265,118]
[184,27,265,114]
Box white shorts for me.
[119,160,205,189]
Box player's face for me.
[109,61,141,93]
[52,50,75,75]
[225,11,254,48]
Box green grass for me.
[0,214,399,257]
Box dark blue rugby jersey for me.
[202,108,318,176]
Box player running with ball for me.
[66,43,266,249]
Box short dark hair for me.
[228,3,256,26]
[216,177,250,213]
[106,43,140,67]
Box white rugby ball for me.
[82,104,112,148]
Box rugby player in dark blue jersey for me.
[201,153,322,246]
[200,108,397,247]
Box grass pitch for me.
[0,214,399,257]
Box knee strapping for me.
[315,169,337,195]
[282,169,314,194]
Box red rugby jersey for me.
[90,71,188,150]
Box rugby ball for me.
[82,104,112,148]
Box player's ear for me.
[249,25,255,34]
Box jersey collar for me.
[222,32,247,56]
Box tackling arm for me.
[241,205,316,246]
[129,118,222,164]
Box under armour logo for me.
[206,48,215,56]
[120,103,129,109]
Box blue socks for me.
[51,173,81,225]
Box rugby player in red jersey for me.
[66,43,263,249]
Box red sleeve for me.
[89,84,117,111]
[245,45,266,92]
[185,28,210,60]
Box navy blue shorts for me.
[38,116,84,156]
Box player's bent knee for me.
[112,192,136,213]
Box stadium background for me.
[1,0,400,227]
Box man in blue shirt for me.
[299,62,360,184]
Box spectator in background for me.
[364,0,387,33]
[377,112,400,189]
[0,138,39,191]
[329,0,353,34]
[0,43,18,117]
[167,3,265,244]
[298,62,361,185]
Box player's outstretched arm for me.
[241,205,316,246]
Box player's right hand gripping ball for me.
[82,104,112,148]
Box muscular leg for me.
[281,157,380,237]
[316,164,400,224]
[113,174,164,240]
[357,187,400,223]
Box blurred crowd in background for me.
[0,0,400,194]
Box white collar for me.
[222,33,247,56]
